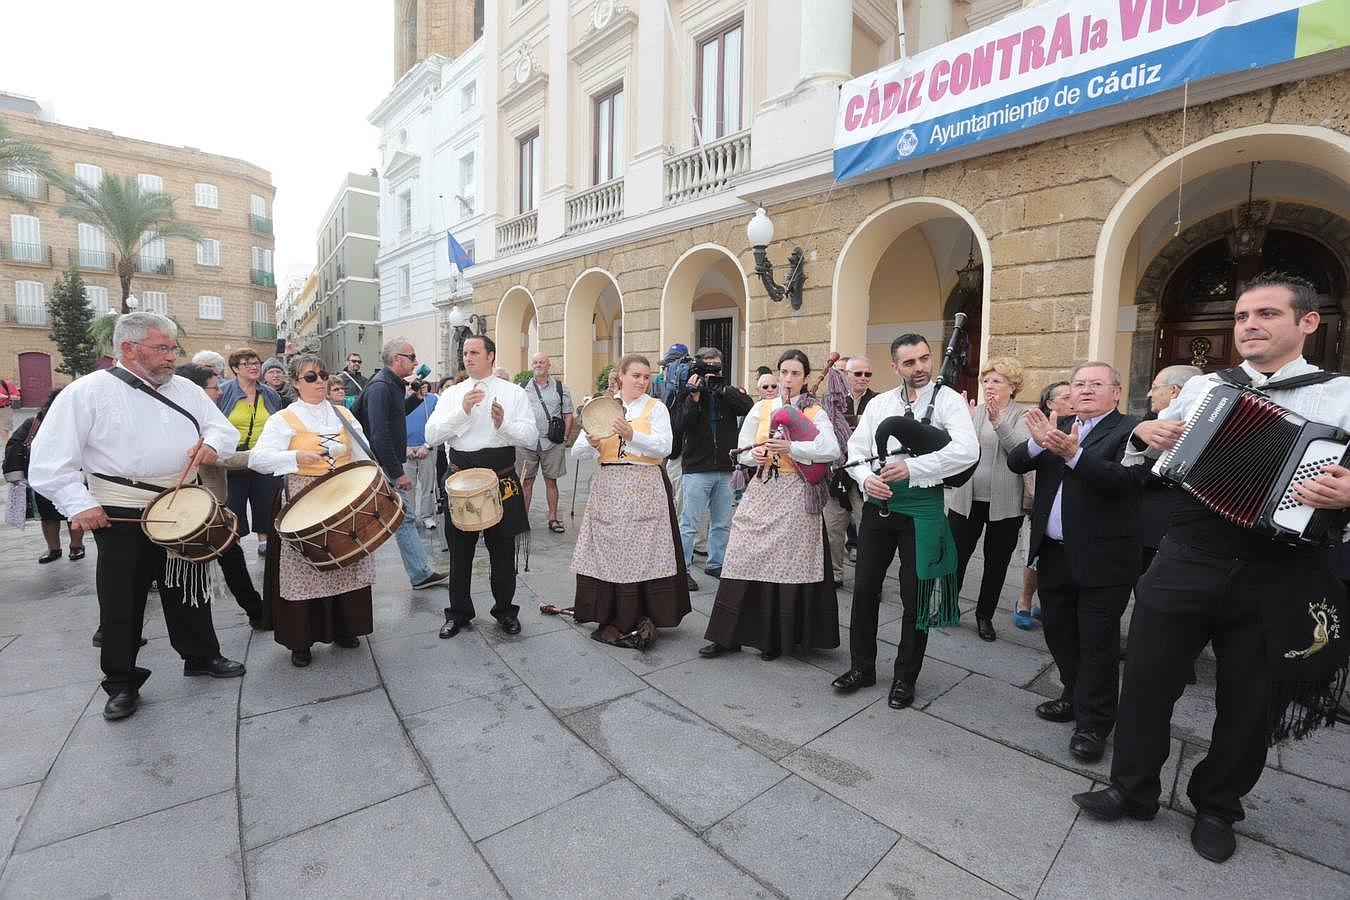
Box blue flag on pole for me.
[446,232,474,271]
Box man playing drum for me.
[29,313,246,721]
[425,335,538,639]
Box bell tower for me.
[393,0,484,80]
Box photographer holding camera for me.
[518,352,575,533]
[671,346,754,590]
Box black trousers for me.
[94,511,221,694]
[226,469,280,535]
[1036,540,1130,736]
[948,502,1023,621]
[217,541,262,620]
[1112,536,1271,822]
[446,520,519,624]
[849,504,926,684]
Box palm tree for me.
[0,119,55,205]
[56,173,203,312]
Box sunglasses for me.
[851,371,873,377]
[395,352,417,362]
[298,370,330,383]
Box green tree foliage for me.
[0,120,54,206]
[596,362,616,395]
[48,266,98,377]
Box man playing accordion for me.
[1074,271,1350,864]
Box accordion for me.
[1153,382,1350,545]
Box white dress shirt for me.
[1023,410,1110,541]
[846,383,980,489]
[425,375,539,452]
[29,364,239,517]
[571,394,672,461]
[736,396,840,468]
[248,400,371,476]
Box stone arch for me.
[833,197,991,393]
[563,268,624,400]
[494,286,539,378]
[660,244,751,386]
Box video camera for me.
[670,354,723,391]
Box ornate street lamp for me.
[955,234,983,297]
[746,207,806,311]
[446,304,487,335]
[1228,161,1266,261]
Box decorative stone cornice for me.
[501,42,548,106]
[570,1,637,64]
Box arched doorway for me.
[495,286,540,378]
[834,199,989,394]
[661,244,750,385]
[563,269,623,400]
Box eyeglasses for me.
[395,352,417,362]
[851,371,873,378]
[238,359,262,367]
[1070,380,1115,390]
[133,341,180,355]
[298,371,331,383]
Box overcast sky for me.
[2,0,393,290]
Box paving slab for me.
[849,836,1014,899]
[238,688,427,849]
[583,609,716,676]
[115,622,252,707]
[925,673,1184,787]
[0,682,91,789]
[1041,806,1350,899]
[405,684,614,841]
[1278,724,1350,792]
[247,786,504,899]
[705,774,897,898]
[0,782,39,866]
[883,618,1055,688]
[370,627,521,717]
[366,586,450,642]
[1171,749,1350,873]
[784,707,1090,898]
[1,790,244,899]
[240,635,380,718]
[16,686,238,851]
[646,653,879,761]
[479,779,768,898]
[566,688,787,830]
[492,626,647,716]
[0,627,99,697]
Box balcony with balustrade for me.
[134,256,174,277]
[250,214,273,235]
[663,130,752,206]
[252,321,277,340]
[564,179,625,235]
[496,211,538,256]
[68,248,115,271]
[3,305,47,327]
[0,242,52,266]
[4,172,49,202]
[251,269,277,289]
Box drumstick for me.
[108,517,179,524]
[165,438,204,510]
[539,603,576,617]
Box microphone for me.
[943,313,968,360]
[953,311,967,330]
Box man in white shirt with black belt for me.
[425,334,538,639]
[29,313,246,721]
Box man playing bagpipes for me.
[832,333,979,709]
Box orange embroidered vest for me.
[279,408,353,476]
[598,396,662,465]
[754,398,822,473]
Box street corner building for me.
[400,0,1348,409]
[0,93,278,406]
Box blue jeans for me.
[680,472,733,571]
[394,487,435,584]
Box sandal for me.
[1012,606,1034,630]
[548,519,565,533]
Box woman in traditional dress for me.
[701,349,841,661]
[249,354,376,667]
[217,348,284,557]
[568,354,690,648]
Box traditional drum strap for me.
[105,366,201,433]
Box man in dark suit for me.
[1138,365,1202,573]
[1008,362,1140,762]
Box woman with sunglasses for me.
[249,355,376,667]
[701,349,841,661]
[217,348,285,558]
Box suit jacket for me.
[1007,409,1141,588]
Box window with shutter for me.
[197,238,220,267]
[8,214,41,262]
[195,183,219,208]
[137,173,164,196]
[198,295,222,320]
[141,291,168,315]
[74,163,102,189]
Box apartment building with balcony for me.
[314,173,383,374]
[0,94,277,405]
[371,6,489,378]
[460,0,1350,411]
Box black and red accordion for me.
[1153,382,1350,545]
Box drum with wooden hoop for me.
[445,467,503,531]
[142,485,239,562]
[276,461,405,571]
[579,396,625,439]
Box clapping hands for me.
[1024,409,1080,461]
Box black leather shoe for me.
[334,636,360,648]
[1072,786,1157,821]
[183,655,245,678]
[438,616,468,639]
[38,549,62,564]
[1069,729,1106,762]
[888,680,916,709]
[976,618,996,642]
[831,669,876,693]
[1191,813,1236,863]
[291,649,312,667]
[686,574,700,592]
[1036,698,1075,722]
[760,649,781,661]
[68,547,85,561]
[499,616,522,635]
[698,642,738,659]
[103,690,138,720]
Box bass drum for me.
[276,461,405,571]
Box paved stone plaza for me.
[1,465,1347,899]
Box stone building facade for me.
[0,99,277,406]
[314,173,383,375]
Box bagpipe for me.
[728,401,830,484]
[842,314,979,488]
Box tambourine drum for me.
[276,461,405,571]
[445,467,503,531]
[580,396,624,439]
[142,485,239,562]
